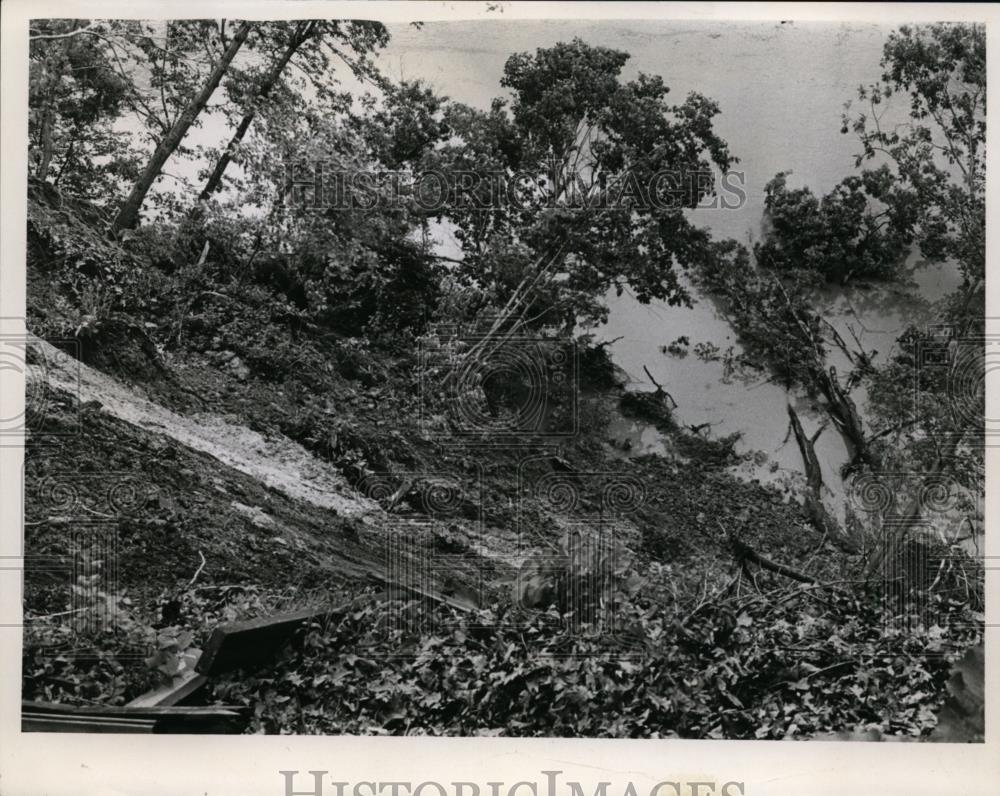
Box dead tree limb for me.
[821,317,861,367]
[770,278,871,466]
[642,365,678,408]
[787,404,858,554]
[815,365,871,466]
[732,539,817,584]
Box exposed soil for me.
[24,326,832,623]
[32,336,375,516]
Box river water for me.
[380,20,961,495]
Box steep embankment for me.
[23,343,394,611]
[32,335,375,517]
[23,336,509,612]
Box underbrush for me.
[21,570,350,707]
[211,586,980,738]
[22,181,984,740]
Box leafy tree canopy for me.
[754,168,918,284]
[846,23,985,290]
[423,38,735,328]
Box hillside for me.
[19,19,985,739]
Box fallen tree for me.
[787,404,858,554]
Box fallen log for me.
[816,366,870,467]
[197,604,342,676]
[770,277,871,466]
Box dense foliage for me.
[212,590,977,738]
[848,23,985,291]
[423,38,735,328]
[22,19,985,739]
[755,169,916,283]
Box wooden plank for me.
[128,649,206,707]
[127,670,207,708]
[22,700,246,735]
[195,595,380,676]
[195,589,475,677]
[22,713,157,734]
[22,700,242,718]
[150,711,243,734]
[196,605,332,676]
[22,711,240,735]
[21,699,212,718]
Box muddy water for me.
[381,20,961,490]
[602,260,957,499]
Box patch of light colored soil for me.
[31,337,376,517]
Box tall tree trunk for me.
[37,102,55,182]
[34,49,62,182]
[199,21,315,202]
[111,21,252,235]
